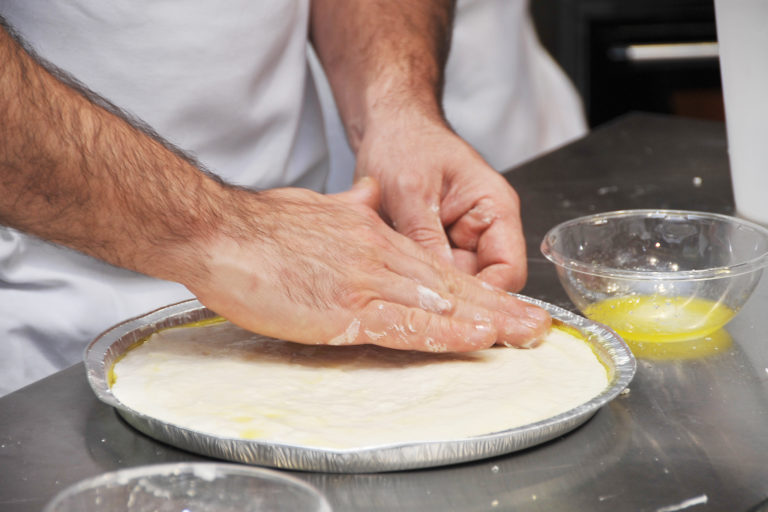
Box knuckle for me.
[336,286,377,310]
[414,312,450,353]
[393,172,428,196]
[402,225,445,246]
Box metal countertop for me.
[2,113,767,512]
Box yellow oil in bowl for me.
[582,295,735,343]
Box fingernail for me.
[501,326,548,349]
[474,322,493,333]
[514,318,542,331]
[511,309,548,331]
[524,305,550,325]
[520,307,551,348]
[521,334,546,349]
[480,280,503,293]
[502,307,551,345]
[468,321,495,347]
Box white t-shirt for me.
[0,0,327,395]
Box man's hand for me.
[310,0,545,343]
[354,113,528,292]
[308,0,531,291]
[183,178,550,352]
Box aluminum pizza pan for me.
[84,296,635,473]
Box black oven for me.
[533,0,722,127]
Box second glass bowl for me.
[42,463,331,512]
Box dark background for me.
[530,0,723,127]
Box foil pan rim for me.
[85,296,636,473]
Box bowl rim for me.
[42,462,332,511]
[540,209,768,281]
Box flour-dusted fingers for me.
[368,229,552,349]
[437,270,552,348]
[470,210,527,292]
[346,300,496,352]
[378,243,552,348]
[448,293,550,348]
[367,270,551,349]
[442,283,551,348]
[443,180,527,292]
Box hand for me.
[182,178,550,352]
[354,113,528,292]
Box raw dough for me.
[111,321,608,449]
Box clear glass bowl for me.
[540,210,768,342]
[42,463,331,512]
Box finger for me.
[331,176,381,211]
[365,269,551,348]
[369,228,548,347]
[447,196,527,292]
[476,262,526,294]
[473,217,527,291]
[451,248,478,275]
[350,300,497,352]
[386,189,454,265]
[439,275,551,348]
[448,200,498,252]
[450,290,550,348]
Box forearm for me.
[0,21,230,283]
[309,0,454,150]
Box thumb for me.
[331,176,381,211]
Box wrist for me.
[134,176,231,286]
[351,94,449,155]
[344,62,447,152]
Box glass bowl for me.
[540,209,768,343]
[42,463,331,512]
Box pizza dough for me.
[111,320,608,450]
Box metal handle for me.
[609,42,719,63]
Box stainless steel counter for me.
[2,113,768,511]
